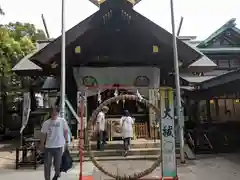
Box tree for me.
[0,22,46,130]
[5,22,47,42]
[0,22,47,70]
[0,26,35,74]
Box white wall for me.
[73,67,160,97]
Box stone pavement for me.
[0,154,240,179]
[91,154,240,180]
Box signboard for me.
[109,118,122,138]
[20,92,31,134]
[160,88,177,178]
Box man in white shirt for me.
[40,107,69,180]
[96,106,109,150]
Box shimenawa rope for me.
[86,94,162,180]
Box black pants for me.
[97,131,105,150]
[103,130,108,143]
[123,137,131,151]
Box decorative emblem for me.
[134,76,150,87]
[82,76,98,87]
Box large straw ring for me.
[86,94,162,180]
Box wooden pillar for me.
[206,100,212,122]
[149,88,160,139]
[195,100,200,124]
[214,99,219,120]
[186,97,191,121]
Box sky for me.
[1,0,240,40]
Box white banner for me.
[20,92,31,134]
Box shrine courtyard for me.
[0,154,240,180]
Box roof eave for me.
[197,69,240,89]
[30,12,98,65]
[197,18,237,48]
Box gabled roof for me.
[189,57,216,67]
[197,68,240,89]
[30,4,207,68]
[30,13,98,65]
[12,40,53,76]
[12,53,41,71]
[184,41,216,71]
[41,77,59,90]
[89,0,142,7]
[180,75,215,83]
[197,18,240,48]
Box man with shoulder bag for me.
[40,107,69,180]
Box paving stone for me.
[0,153,240,180]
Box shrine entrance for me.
[27,0,206,178]
[87,86,150,140]
[77,87,178,179]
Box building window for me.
[230,59,240,69]
[218,59,230,69]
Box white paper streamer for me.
[114,88,119,104]
[97,89,102,104]
[136,89,143,101]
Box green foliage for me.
[5,22,47,42]
[0,22,47,75]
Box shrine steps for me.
[69,139,195,161]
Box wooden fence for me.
[134,122,148,138]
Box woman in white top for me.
[120,110,134,156]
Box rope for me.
[86,94,162,180]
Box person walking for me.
[120,110,134,156]
[40,107,69,180]
[96,106,109,150]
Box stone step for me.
[71,140,161,150]
[76,155,161,161]
[70,140,195,161]
[70,148,161,158]
[70,146,194,161]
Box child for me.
[120,110,134,156]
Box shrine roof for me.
[29,0,207,73]
[197,68,240,90]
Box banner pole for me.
[170,0,185,163]
[60,0,66,117]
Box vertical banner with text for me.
[160,87,177,178]
[20,92,31,134]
